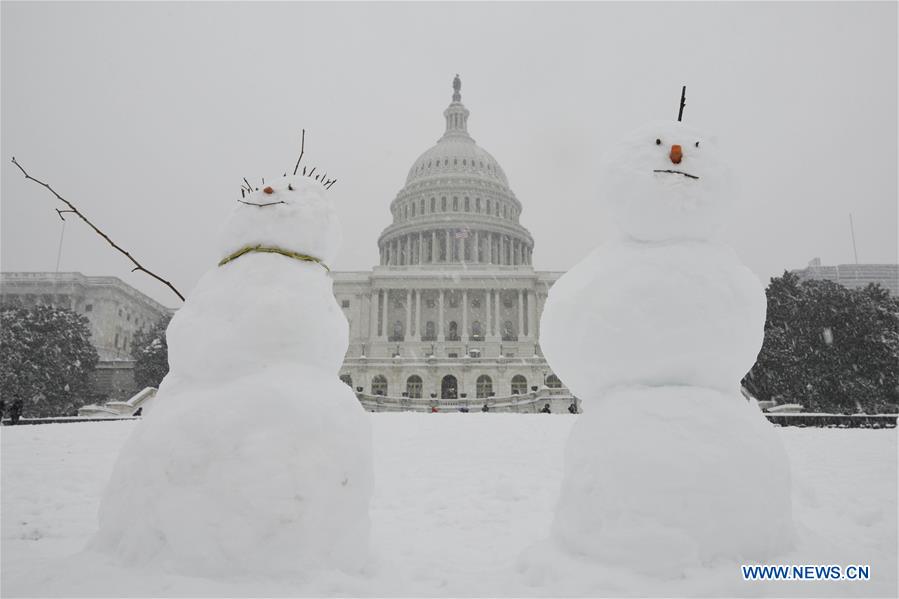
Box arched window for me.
[502,320,515,341]
[406,375,423,398]
[471,320,483,339]
[476,198,481,212]
[477,375,493,398]
[441,374,458,399]
[425,321,436,340]
[420,198,425,214]
[411,203,416,217]
[371,375,388,396]
[464,197,470,211]
[448,321,459,341]
[511,375,528,395]
[546,374,562,389]
[487,199,492,214]
[391,320,404,341]
[441,197,447,211]
[431,197,436,212]
[453,197,458,211]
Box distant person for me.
[568,402,578,414]
[481,403,490,413]
[431,405,439,413]
[540,403,551,414]
[459,406,469,413]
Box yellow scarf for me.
[218,245,330,271]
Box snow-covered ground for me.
[2,415,896,597]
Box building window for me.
[471,298,480,308]
[441,375,458,399]
[464,197,470,211]
[441,197,447,211]
[85,304,93,312]
[502,320,515,341]
[390,321,405,341]
[424,321,436,341]
[426,299,436,308]
[406,375,423,399]
[471,320,483,339]
[453,197,458,211]
[340,374,353,388]
[411,204,416,217]
[431,197,436,212]
[476,198,481,212]
[477,375,493,398]
[511,375,528,395]
[546,374,563,389]
[487,199,492,213]
[114,333,119,348]
[420,198,425,214]
[341,299,350,308]
[371,375,388,396]
[447,321,459,341]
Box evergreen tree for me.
[130,315,171,389]
[743,272,899,413]
[0,305,99,420]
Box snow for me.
[2,417,896,597]
[90,174,373,577]
[539,120,792,572]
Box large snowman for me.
[91,173,373,578]
[540,119,794,575]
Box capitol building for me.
[332,76,573,412]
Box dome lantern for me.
[443,74,470,138]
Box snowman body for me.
[541,121,794,575]
[92,177,373,577]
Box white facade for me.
[333,76,574,412]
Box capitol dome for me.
[378,75,533,268]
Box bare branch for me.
[237,199,285,208]
[55,208,75,221]
[293,129,306,175]
[11,157,186,302]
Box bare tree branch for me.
[11,157,186,302]
[293,129,306,176]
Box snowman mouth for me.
[653,169,699,180]
[237,199,286,208]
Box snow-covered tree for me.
[130,315,171,389]
[743,272,899,413]
[0,305,99,420]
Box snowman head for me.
[599,120,732,242]
[218,174,341,267]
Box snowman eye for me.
[694,141,700,148]
[655,139,662,145]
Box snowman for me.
[539,116,794,576]
[91,163,373,578]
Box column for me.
[462,289,469,341]
[380,289,388,340]
[494,289,501,338]
[431,230,437,263]
[527,289,537,340]
[369,290,379,339]
[406,289,412,340]
[438,290,445,340]
[485,289,492,338]
[415,290,422,340]
[518,289,525,339]
[406,235,412,265]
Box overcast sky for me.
[2,2,896,308]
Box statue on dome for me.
[452,74,461,102]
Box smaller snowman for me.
[91,147,373,578]
[539,100,794,576]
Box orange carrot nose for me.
[263,186,274,194]
[670,145,683,164]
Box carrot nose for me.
[669,145,683,164]
[263,186,274,194]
